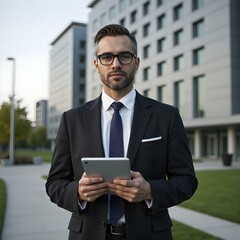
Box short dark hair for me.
[94,24,138,54]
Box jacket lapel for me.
[82,92,153,161]
[83,96,105,157]
[127,92,153,165]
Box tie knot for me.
[111,102,123,112]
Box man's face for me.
[94,35,140,97]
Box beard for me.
[99,70,135,91]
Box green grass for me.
[181,169,240,223]
[172,220,222,240]
[15,149,52,162]
[0,179,6,240]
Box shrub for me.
[15,155,33,165]
[0,152,33,165]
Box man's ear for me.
[94,59,99,72]
[135,57,140,71]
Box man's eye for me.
[101,55,112,60]
[120,54,131,60]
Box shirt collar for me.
[101,89,136,111]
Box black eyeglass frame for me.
[97,52,137,66]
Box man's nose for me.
[112,56,121,67]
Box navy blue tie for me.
[109,102,124,224]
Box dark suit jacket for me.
[46,92,198,240]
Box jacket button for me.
[101,221,106,227]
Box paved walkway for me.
[0,164,70,240]
[0,160,239,240]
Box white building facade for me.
[48,22,87,147]
[86,0,240,160]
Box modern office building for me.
[36,100,48,127]
[86,0,240,160]
[48,22,87,147]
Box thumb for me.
[130,170,141,178]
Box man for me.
[46,24,198,240]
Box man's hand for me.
[78,172,109,202]
[108,171,152,203]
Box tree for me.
[0,97,31,150]
[27,126,50,149]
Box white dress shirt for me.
[101,89,136,157]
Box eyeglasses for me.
[97,52,137,66]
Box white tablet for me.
[81,157,130,181]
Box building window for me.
[79,69,85,78]
[79,84,85,92]
[119,18,125,26]
[174,80,184,115]
[157,61,166,76]
[193,75,205,118]
[143,67,150,81]
[130,0,138,5]
[109,5,116,20]
[174,54,184,71]
[192,18,204,38]
[157,37,165,53]
[131,30,137,39]
[143,89,149,97]
[130,10,137,24]
[100,13,107,25]
[173,3,183,21]
[193,47,204,65]
[143,23,150,37]
[157,14,165,30]
[157,0,163,7]
[119,0,127,13]
[143,44,150,59]
[79,98,85,105]
[192,0,204,11]
[173,28,183,46]
[143,1,150,16]
[79,55,85,63]
[93,19,98,31]
[79,40,86,49]
[157,85,165,102]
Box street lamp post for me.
[7,57,15,165]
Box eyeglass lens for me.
[99,52,134,65]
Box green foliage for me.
[27,126,50,148]
[0,152,33,164]
[0,97,31,148]
[181,169,240,223]
[0,179,6,239]
[14,155,33,164]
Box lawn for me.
[15,149,52,162]
[172,220,222,240]
[0,179,6,240]
[181,169,240,223]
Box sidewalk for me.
[0,164,70,240]
[0,160,240,240]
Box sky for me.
[0,0,91,121]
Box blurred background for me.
[0,1,240,239]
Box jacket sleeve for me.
[45,112,81,215]
[149,108,198,213]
